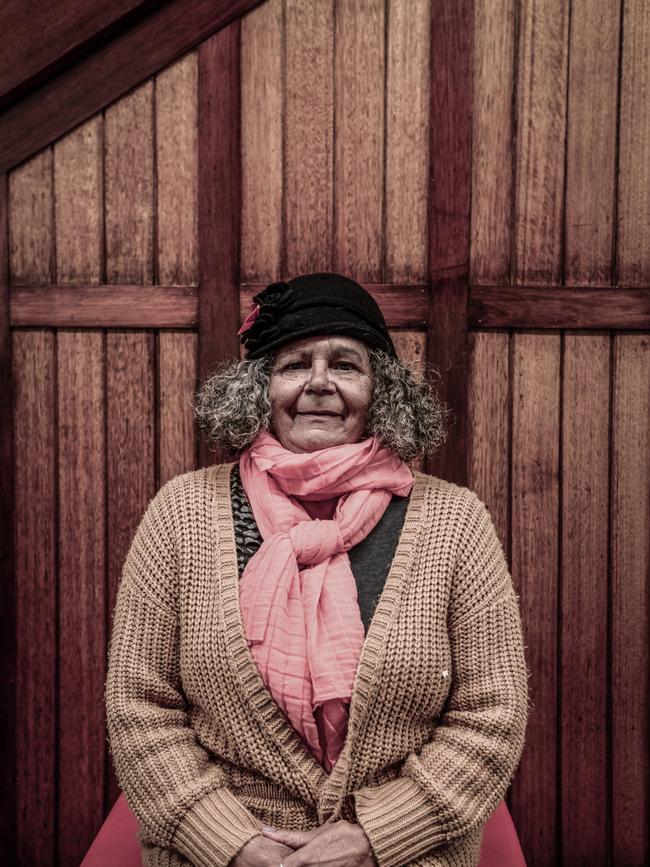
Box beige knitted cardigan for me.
[105,463,529,867]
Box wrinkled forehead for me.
[272,334,370,361]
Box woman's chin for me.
[281,430,354,453]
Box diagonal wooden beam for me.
[0,0,264,174]
[0,0,167,111]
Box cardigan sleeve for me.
[105,482,264,867]
[351,491,529,867]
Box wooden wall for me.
[4,0,649,865]
[469,2,649,865]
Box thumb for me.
[260,826,319,847]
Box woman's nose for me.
[305,361,335,392]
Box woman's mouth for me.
[296,410,341,417]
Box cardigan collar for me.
[211,461,426,822]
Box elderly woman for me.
[105,272,529,867]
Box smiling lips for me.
[296,409,342,417]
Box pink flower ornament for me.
[238,303,261,335]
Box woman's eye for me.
[285,361,307,370]
[334,362,355,371]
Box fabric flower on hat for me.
[237,303,260,335]
[240,281,295,355]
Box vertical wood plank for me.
[105,331,155,810]
[105,82,154,284]
[156,52,199,484]
[426,0,473,486]
[611,333,649,865]
[10,152,56,865]
[514,0,569,285]
[386,0,430,283]
[57,332,105,865]
[470,0,515,285]
[159,331,198,485]
[54,106,108,856]
[564,0,620,286]
[0,172,16,865]
[241,0,283,282]
[334,0,384,282]
[561,332,610,864]
[467,331,510,548]
[285,0,334,275]
[509,332,561,867]
[156,53,199,286]
[198,24,242,467]
[13,331,56,867]
[618,0,650,286]
[156,53,199,484]
[54,117,103,284]
[104,77,157,809]
[8,150,54,284]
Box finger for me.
[260,826,320,847]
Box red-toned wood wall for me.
[1,1,648,866]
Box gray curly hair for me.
[193,349,452,462]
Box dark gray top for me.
[230,463,409,635]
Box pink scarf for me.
[238,432,413,772]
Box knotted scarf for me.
[238,431,413,772]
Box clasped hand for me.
[231,819,378,867]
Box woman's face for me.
[269,335,373,453]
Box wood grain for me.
[159,331,198,484]
[53,103,108,854]
[470,284,650,329]
[618,0,650,286]
[0,0,265,174]
[156,53,199,286]
[104,66,158,810]
[467,331,510,548]
[105,331,155,810]
[197,24,242,467]
[509,332,561,867]
[284,0,334,274]
[54,116,103,283]
[426,0,473,486]
[0,0,154,107]
[514,0,570,284]
[564,0,620,286]
[105,81,154,284]
[241,0,283,282]
[11,283,198,327]
[334,0,384,282]
[56,331,105,865]
[0,173,14,863]
[560,332,610,864]
[470,0,515,285]
[8,150,54,285]
[12,331,56,867]
[611,333,650,864]
[386,0,430,283]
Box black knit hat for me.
[239,272,397,359]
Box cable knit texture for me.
[105,463,529,867]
